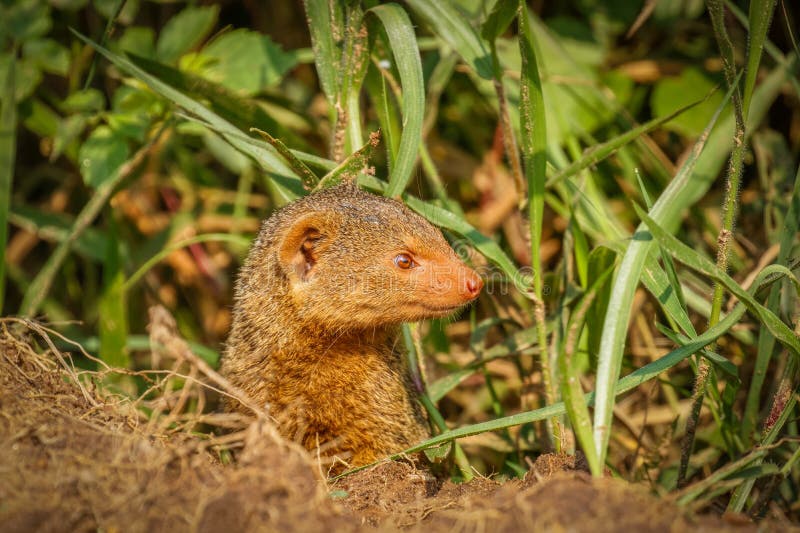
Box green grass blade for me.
[724,0,800,100]
[547,96,709,187]
[250,128,318,190]
[518,2,547,296]
[340,5,369,155]
[586,246,616,360]
[656,324,738,379]
[641,191,690,320]
[634,204,800,356]
[367,4,424,198]
[0,47,16,313]
[742,165,800,438]
[591,79,736,467]
[364,63,400,168]
[641,257,697,337]
[559,265,615,475]
[69,334,220,367]
[302,0,341,102]
[742,0,777,116]
[98,217,129,368]
[404,0,493,80]
[518,0,559,447]
[676,448,771,506]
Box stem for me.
[678,0,747,487]
[493,77,526,206]
[517,0,561,451]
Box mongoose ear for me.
[278,213,337,281]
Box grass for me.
[3,0,800,519]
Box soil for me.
[0,322,789,532]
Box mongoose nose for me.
[465,271,483,298]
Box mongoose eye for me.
[393,253,415,270]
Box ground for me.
[0,323,790,532]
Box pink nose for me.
[464,270,483,298]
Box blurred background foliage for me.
[1,0,799,519]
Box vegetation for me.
[2,0,799,520]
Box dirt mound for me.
[335,458,762,532]
[0,321,771,532]
[0,321,352,533]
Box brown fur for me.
[222,183,482,469]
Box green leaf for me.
[78,125,130,188]
[63,88,106,113]
[481,1,518,42]
[107,112,149,142]
[20,99,59,139]
[2,0,51,41]
[0,49,17,313]
[367,4,424,197]
[404,0,494,79]
[203,130,251,175]
[52,114,87,161]
[651,68,725,137]
[155,5,219,64]
[98,219,129,368]
[423,441,453,462]
[0,54,42,102]
[117,26,156,58]
[201,29,297,94]
[22,38,70,76]
[317,131,379,190]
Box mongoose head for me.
[257,183,483,331]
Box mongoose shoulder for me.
[222,183,482,469]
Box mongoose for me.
[222,182,482,469]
